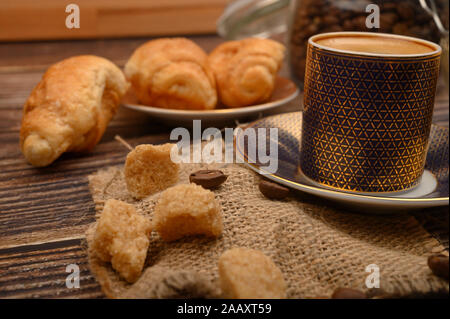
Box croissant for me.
[124,38,217,110]
[208,38,285,108]
[20,55,129,167]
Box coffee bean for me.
[189,170,227,189]
[323,25,344,33]
[392,22,409,35]
[331,288,367,299]
[258,179,289,200]
[342,19,354,30]
[351,16,367,29]
[383,2,398,11]
[322,15,339,26]
[428,254,449,280]
[304,23,319,37]
[396,2,415,20]
[379,12,399,27]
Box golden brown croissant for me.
[124,38,217,110]
[208,38,285,108]
[20,55,129,167]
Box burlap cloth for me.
[85,162,449,299]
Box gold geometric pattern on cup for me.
[300,45,441,193]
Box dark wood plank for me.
[0,239,103,298]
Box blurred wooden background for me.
[0,0,228,41]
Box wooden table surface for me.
[0,35,448,298]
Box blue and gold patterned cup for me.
[300,32,441,193]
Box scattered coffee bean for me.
[331,288,367,299]
[428,254,449,280]
[189,170,227,189]
[258,179,290,200]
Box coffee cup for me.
[300,32,442,193]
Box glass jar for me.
[289,0,449,84]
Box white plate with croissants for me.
[121,38,299,124]
[20,37,297,167]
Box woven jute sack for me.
[85,162,449,299]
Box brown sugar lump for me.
[218,247,286,299]
[92,199,152,283]
[153,183,222,241]
[125,143,179,199]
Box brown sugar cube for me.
[218,247,286,299]
[153,183,222,241]
[92,199,152,283]
[125,143,179,199]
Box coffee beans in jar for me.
[289,0,449,84]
